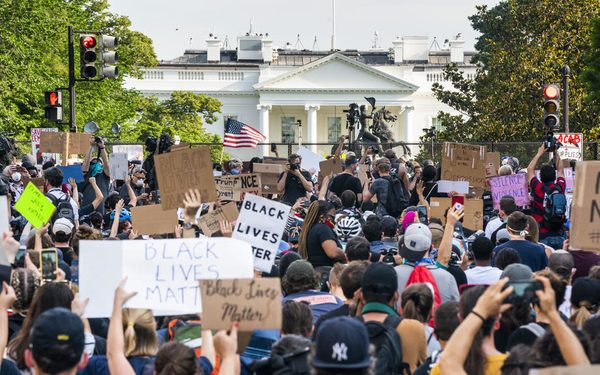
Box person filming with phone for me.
[277,154,313,206]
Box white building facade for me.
[125,34,476,159]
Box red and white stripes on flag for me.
[223,118,266,148]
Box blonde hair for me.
[569,302,596,329]
[122,308,158,357]
[328,263,346,289]
[498,165,513,176]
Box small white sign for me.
[297,146,325,174]
[112,145,144,161]
[109,153,129,180]
[554,133,583,161]
[437,180,470,194]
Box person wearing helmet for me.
[334,214,362,246]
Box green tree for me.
[582,17,600,123]
[430,0,600,143]
[0,0,158,138]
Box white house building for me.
[124,33,477,159]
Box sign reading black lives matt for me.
[232,194,291,272]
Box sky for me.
[108,0,501,61]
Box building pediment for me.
[254,53,418,93]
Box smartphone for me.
[14,248,26,267]
[505,280,543,304]
[40,249,58,280]
[416,205,428,224]
[452,196,465,208]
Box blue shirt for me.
[370,240,388,255]
[492,240,548,272]
[283,290,343,321]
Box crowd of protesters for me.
[0,133,598,375]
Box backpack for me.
[251,348,311,375]
[45,192,75,225]
[542,185,567,225]
[383,175,408,218]
[358,315,411,375]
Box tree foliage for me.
[429,0,600,143]
[582,18,600,117]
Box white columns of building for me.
[305,105,320,152]
[402,105,415,142]
[257,104,271,157]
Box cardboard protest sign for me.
[197,202,239,237]
[112,145,144,161]
[215,177,234,201]
[67,133,91,154]
[318,157,343,185]
[297,146,325,174]
[109,153,129,180]
[39,132,68,154]
[14,182,55,229]
[485,152,501,177]
[554,133,583,161]
[154,147,217,209]
[79,237,255,317]
[263,157,287,165]
[569,161,600,253]
[441,143,487,188]
[437,180,469,194]
[233,194,291,272]
[200,278,281,331]
[488,173,530,209]
[58,165,84,184]
[131,205,178,236]
[21,176,45,191]
[429,197,484,231]
[253,163,284,194]
[216,174,261,201]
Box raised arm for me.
[124,176,137,207]
[437,205,464,268]
[88,177,104,209]
[69,178,80,207]
[334,135,346,160]
[109,199,124,238]
[214,323,240,375]
[0,282,16,366]
[553,150,564,179]
[527,144,547,183]
[107,278,137,375]
[82,137,95,173]
[277,168,289,194]
[319,175,331,201]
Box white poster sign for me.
[79,237,254,317]
[437,180,470,194]
[233,194,291,272]
[112,145,144,161]
[554,133,583,161]
[297,146,325,175]
[109,153,129,180]
[30,128,59,165]
[0,196,9,236]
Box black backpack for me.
[542,184,567,226]
[251,348,311,375]
[45,192,75,226]
[383,175,408,218]
[358,315,411,375]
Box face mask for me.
[230,168,240,175]
[136,179,144,187]
[90,162,103,177]
[11,172,21,182]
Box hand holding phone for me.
[505,280,543,304]
[40,249,58,281]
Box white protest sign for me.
[109,153,129,180]
[79,237,254,318]
[0,196,9,235]
[437,180,469,194]
[112,144,144,161]
[233,194,291,272]
[297,146,325,175]
[488,173,530,209]
[554,133,583,161]
[31,128,59,165]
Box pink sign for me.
[488,173,530,209]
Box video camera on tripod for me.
[343,103,360,130]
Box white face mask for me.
[136,179,144,187]
[11,172,21,182]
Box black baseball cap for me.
[312,316,371,369]
[361,262,398,297]
[30,308,85,373]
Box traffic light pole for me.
[68,26,76,132]
[562,65,570,133]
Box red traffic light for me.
[48,92,58,105]
[543,84,560,100]
[81,35,97,49]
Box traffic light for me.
[100,35,118,79]
[44,90,63,122]
[543,84,560,130]
[79,34,98,79]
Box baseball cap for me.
[361,262,398,297]
[428,223,444,244]
[399,223,432,262]
[501,263,533,281]
[30,307,85,373]
[312,316,371,369]
[495,228,510,244]
[283,260,316,286]
[570,277,600,308]
[381,216,398,234]
[52,218,74,235]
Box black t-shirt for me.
[79,170,110,212]
[279,170,313,205]
[329,173,362,198]
[306,223,340,268]
[446,264,467,289]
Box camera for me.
[289,163,300,171]
[543,132,561,152]
[380,248,398,266]
[368,145,379,155]
[343,103,360,127]
[158,134,174,154]
[505,280,543,304]
[94,136,103,144]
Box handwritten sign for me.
[488,174,529,209]
[197,202,239,237]
[58,165,84,184]
[216,174,262,201]
[437,180,469,194]
[253,163,284,194]
[14,183,56,229]
[485,152,501,177]
[154,147,217,209]
[200,278,282,331]
[131,205,179,235]
[112,145,144,161]
[554,133,583,161]
[109,153,129,180]
[78,237,255,317]
[429,197,484,231]
[233,194,291,272]
[570,161,600,253]
[441,143,487,188]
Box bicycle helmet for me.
[334,215,362,241]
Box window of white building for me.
[431,117,445,132]
[281,116,296,143]
[327,117,341,143]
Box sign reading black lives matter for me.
[233,194,291,272]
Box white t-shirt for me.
[47,188,79,221]
[485,217,503,239]
[465,266,503,285]
[559,285,572,318]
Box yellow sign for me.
[14,182,56,228]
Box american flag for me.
[223,118,266,148]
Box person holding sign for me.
[277,154,313,206]
[79,137,110,212]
